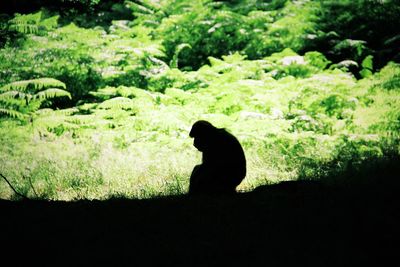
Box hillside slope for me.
[2,158,399,266]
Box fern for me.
[170,43,192,68]
[0,91,21,99]
[125,0,166,27]
[0,108,25,119]
[9,11,59,35]
[89,86,119,101]
[40,15,60,30]
[54,108,79,116]
[127,1,155,14]
[97,97,136,110]
[9,11,42,34]
[1,78,66,92]
[0,78,70,120]
[34,88,71,100]
[126,0,161,14]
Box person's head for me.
[189,120,216,151]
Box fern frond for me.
[114,86,154,100]
[0,78,70,119]
[0,90,26,99]
[143,44,166,58]
[35,108,54,116]
[138,0,162,10]
[54,108,79,116]
[9,11,42,34]
[9,24,39,34]
[33,88,71,100]
[89,86,119,100]
[9,11,58,33]
[116,86,137,98]
[97,97,135,110]
[170,43,192,68]
[142,19,161,27]
[40,15,59,30]
[1,78,66,92]
[0,108,26,119]
[126,1,155,14]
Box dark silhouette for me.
[188,120,246,195]
[1,154,399,266]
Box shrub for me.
[317,0,400,68]
[158,5,249,70]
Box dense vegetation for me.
[1,0,399,200]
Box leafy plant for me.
[0,78,71,119]
[170,43,192,69]
[317,0,400,68]
[0,0,399,200]
[371,62,400,91]
[9,11,59,35]
[0,45,103,105]
[359,55,374,78]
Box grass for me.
[0,90,398,200]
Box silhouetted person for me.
[188,120,246,195]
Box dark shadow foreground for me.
[1,160,399,266]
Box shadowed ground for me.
[1,160,399,266]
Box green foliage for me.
[68,0,101,6]
[1,78,66,91]
[361,55,373,70]
[359,55,374,78]
[150,0,320,69]
[317,0,400,68]
[304,51,331,70]
[97,97,136,111]
[261,48,329,79]
[371,62,400,91]
[244,0,321,59]
[0,78,71,119]
[9,11,59,35]
[0,1,399,200]
[1,57,399,199]
[0,108,25,119]
[0,30,102,104]
[157,2,248,69]
[170,43,192,69]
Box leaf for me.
[359,69,372,78]
[40,15,59,30]
[126,1,155,14]
[361,55,373,70]
[0,108,26,119]
[54,108,79,115]
[9,24,39,34]
[33,88,72,100]
[97,97,136,110]
[170,43,192,68]
[9,11,42,34]
[89,86,119,100]
[0,90,25,99]
[138,0,162,10]
[0,78,66,92]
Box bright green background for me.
[1,0,399,200]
